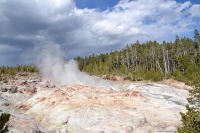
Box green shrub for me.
[173,69,185,82]
[123,76,131,81]
[20,73,29,76]
[105,75,110,80]
[176,105,200,133]
[144,70,164,81]
[0,113,10,133]
[111,77,117,81]
[136,78,143,81]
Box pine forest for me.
[75,30,200,87]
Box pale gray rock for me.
[0,73,190,133]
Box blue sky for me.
[0,0,200,66]
[75,0,200,10]
[75,0,119,11]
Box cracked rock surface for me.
[0,73,190,133]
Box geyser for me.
[36,43,109,87]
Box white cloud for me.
[85,0,199,48]
[175,1,191,12]
[35,0,75,14]
[189,4,200,17]
[0,0,200,66]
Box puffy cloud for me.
[0,0,200,66]
[189,4,200,17]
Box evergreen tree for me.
[176,105,200,133]
[176,83,200,132]
[194,29,200,50]
[0,113,10,133]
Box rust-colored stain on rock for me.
[0,73,189,133]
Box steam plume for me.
[36,43,109,87]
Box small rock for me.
[29,128,44,133]
[125,126,134,133]
[0,87,8,92]
[3,103,11,106]
[21,80,28,85]
[9,86,18,94]
[11,86,18,89]
[138,118,148,126]
[62,120,68,124]
[16,105,24,108]
[25,86,37,95]
[46,81,51,88]
[3,80,8,83]
[111,131,119,133]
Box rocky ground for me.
[0,73,191,133]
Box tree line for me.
[75,30,200,86]
[0,65,38,75]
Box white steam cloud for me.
[36,43,109,87]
